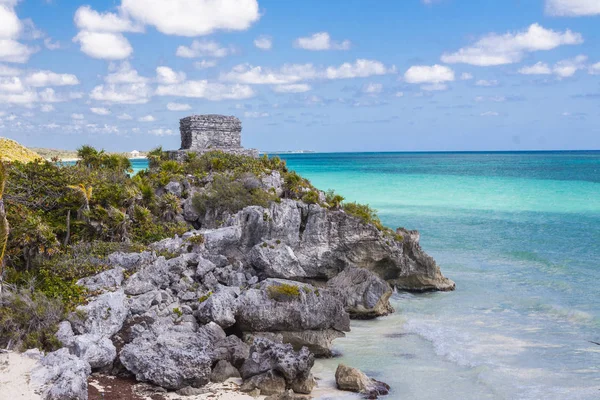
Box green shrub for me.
[267,283,301,301]
[187,234,205,245]
[172,307,183,317]
[198,291,212,303]
[325,189,345,209]
[343,202,385,231]
[302,190,320,205]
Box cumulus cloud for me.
[362,83,383,94]
[0,76,23,92]
[167,102,192,111]
[74,5,142,33]
[106,62,148,84]
[404,64,455,85]
[148,128,175,136]
[176,40,233,58]
[0,63,20,76]
[294,32,351,51]
[545,0,600,16]
[244,111,269,118]
[138,114,155,122]
[195,60,217,69]
[73,31,133,60]
[460,72,474,80]
[518,62,552,75]
[117,113,133,120]
[156,80,254,101]
[72,113,85,120]
[90,82,151,104]
[441,24,583,66]
[475,79,499,87]
[44,38,61,50]
[589,62,600,75]
[25,71,80,87]
[481,111,499,116]
[0,3,37,63]
[272,84,311,93]
[90,107,111,115]
[120,0,260,36]
[156,66,186,84]
[40,104,54,112]
[254,35,272,50]
[325,59,395,79]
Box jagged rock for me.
[240,337,314,389]
[77,266,124,291]
[55,321,75,347]
[290,373,316,394]
[107,251,155,270]
[165,181,182,197]
[70,334,116,369]
[194,286,238,328]
[265,389,313,400]
[244,330,343,358]
[182,197,201,223]
[236,279,350,333]
[327,267,394,319]
[119,322,224,390]
[213,335,250,369]
[73,290,129,337]
[196,255,217,276]
[32,348,91,400]
[261,171,284,197]
[210,360,241,382]
[241,370,287,396]
[249,240,306,279]
[335,364,390,398]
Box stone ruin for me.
[168,114,258,159]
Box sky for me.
[0,0,599,152]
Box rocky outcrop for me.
[335,363,390,399]
[327,267,394,319]
[31,348,91,400]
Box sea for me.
[135,152,600,399]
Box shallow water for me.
[276,152,600,400]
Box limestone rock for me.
[249,240,306,279]
[32,348,91,400]
[265,390,313,400]
[335,364,390,398]
[73,290,129,337]
[213,335,250,369]
[55,321,75,347]
[210,360,241,382]
[71,334,116,369]
[77,266,124,291]
[165,181,182,197]
[327,267,394,319]
[194,286,238,328]
[240,370,287,396]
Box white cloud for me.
[89,82,151,104]
[272,84,311,93]
[441,24,583,66]
[0,4,20,39]
[195,60,217,69]
[117,113,133,120]
[518,62,552,75]
[44,38,60,50]
[481,111,499,117]
[395,91,404,97]
[294,32,351,51]
[90,107,111,115]
[325,59,395,79]
[38,88,64,103]
[553,54,587,78]
[254,35,272,50]
[460,72,474,80]
[71,113,84,120]
[74,5,142,33]
[106,62,147,84]
[73,31,132,60]
[0,63,19,76]
[221,64,315,85]
[176,40,233,59]
[0,90,37,104]
[156,66,186,84]
[404,65,455,88]
[475,79,499,87]
[0,39,36,63]
[589,62,600,75]
[167,102,191,111]
[0,76,23,92]
[148,128,174,136]
[156,80,255,101]
[40,104,54,112]
[362,83,383,94]
[476,96,507,102]
[121,0,260,36]
[545,0,600,16]
[25,71,80,87]
[244,111,269,118]
[138,114,155,122]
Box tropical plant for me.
[0,162,8,294]
[67,183,93,218]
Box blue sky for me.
[0,0,599,152]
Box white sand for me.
[0,351,41,400]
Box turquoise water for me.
[120,152,600,398]
[277,152,600,400]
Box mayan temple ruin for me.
[168,114,258,159]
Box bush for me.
[0,284,64,351]
[192,174,276,216]
[302,190,320,205]
[343,202,385,231]
[267,283,301,301]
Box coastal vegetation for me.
[0,137,42,163]
[0,143,398,351]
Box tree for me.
[67,184,93,214]
[0,162,9,294]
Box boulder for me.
[245,330,343,358]
[327,267,394,319]
[249,240,306,279]
[335,364,390,398]
[240,370,287,396]
[31,348,91,400]
[235,279,350,333]
[77,266,124,291]
[213,335,250,369]
[261,170,284,197]
[210,360,241,383]
[194,286,238,328]
[70,334,116,369]
[55,321,75,347]
[73,290,129,337]
[240,337,314,392]
[107,251,155,270]
[165,181,182,197]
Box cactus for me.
[0,162,9,294]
